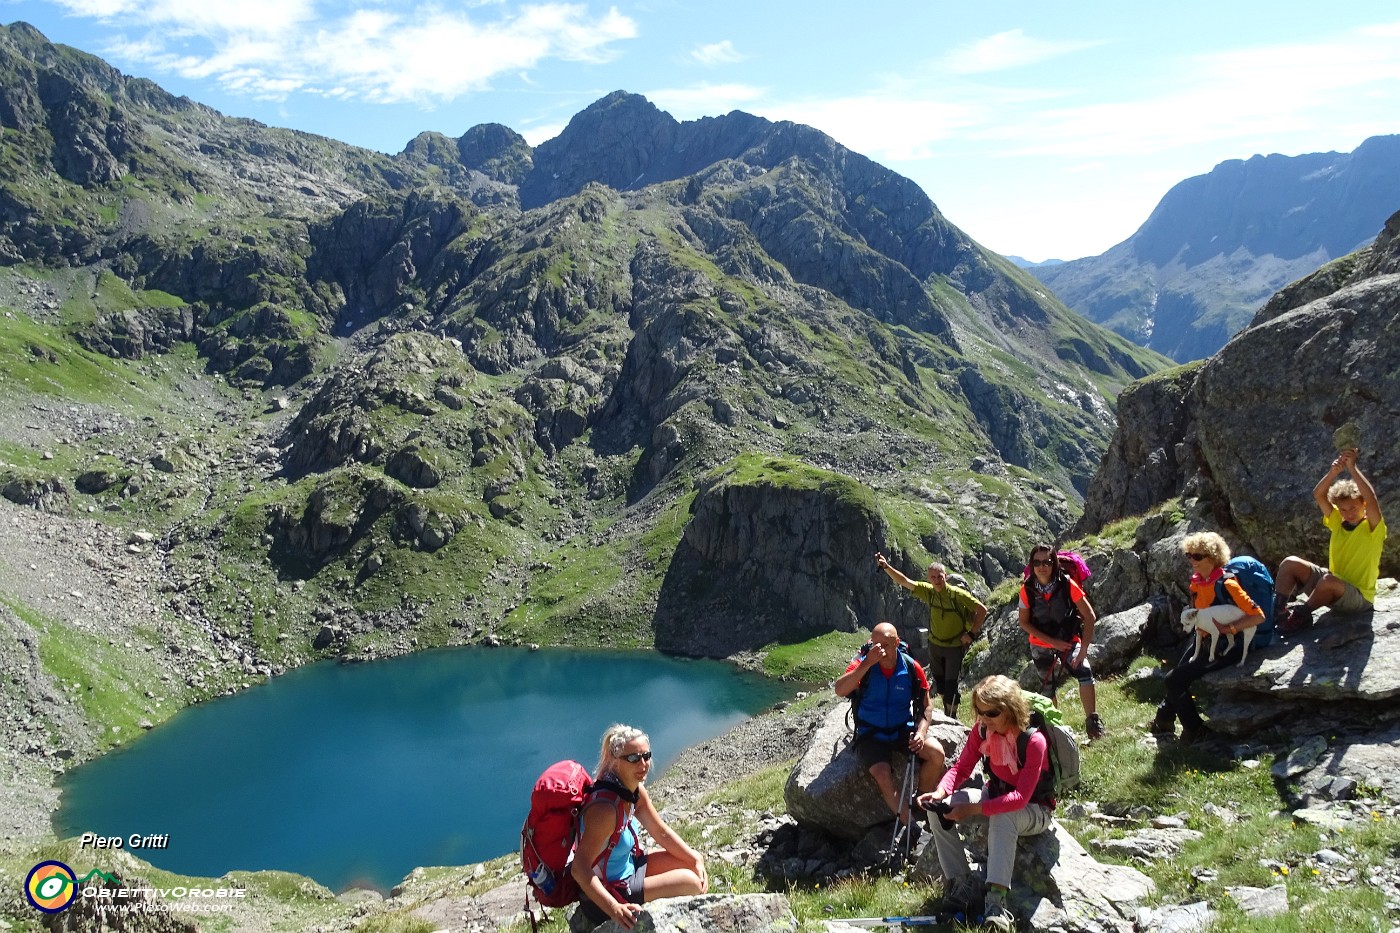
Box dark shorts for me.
[577,855,647,924]
[853,729,913,770]
[1031,644,1094,686]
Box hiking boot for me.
[1279,605,1314,635]
[1086,713,1107,741]
[983,888,1016,931]
[1179,724,1222,748]
[942,873,983,916]
[1145,707,1176,737]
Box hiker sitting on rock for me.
[1274,447,1386,634]
[571,724,706,931]
[875,553,986,718]
[1018,544,1107,740]
[917,674,1053,932]
[1147,532,1266,746]
[835,621,945,844]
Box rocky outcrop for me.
[784,704,968,842]
[654,457,899,656]
[1196,580,1400,741]
[1,472,69,513]
[586,893,797,933]
[1078,208,1400,579]
[76,305,195,360]
[306,188,481,329]
[909,821,1155,933]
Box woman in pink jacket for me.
[917,674,1052,931]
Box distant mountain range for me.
[1030,135,1400,362]
[1006,256,1065,269]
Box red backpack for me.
[521,760,630,912]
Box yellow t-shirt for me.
[1325,509,1387,603]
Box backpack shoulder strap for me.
[581,780,635,865]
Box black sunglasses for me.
[620,751,653,763]
[975,707,1003,719]
[1031,558,1054,568]
[1185,553,1207,562]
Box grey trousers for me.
[927,787,1052,889]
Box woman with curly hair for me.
[917,675,1053,931]
[1147,531,1267,745]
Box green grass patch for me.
[761,630,868,684]
[10,598,169,747]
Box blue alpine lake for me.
[54,646,794,893]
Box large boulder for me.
[784,703,967,842]
[912,820,1155,933]
[1199,579,1400,736]
[588,893,797,933]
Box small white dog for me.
[1180,604,1253,666]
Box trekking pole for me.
[889,753,916,862]
[903,752,918,863]
[837,916,945,928]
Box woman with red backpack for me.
[570,724,707,930]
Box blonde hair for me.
[1328,479,1361,504]
[1181,531,1229,567]
[595,723,647,780]
[970,675,1030,732]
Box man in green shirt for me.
[875,553,986,720]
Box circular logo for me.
[25,860,78,913]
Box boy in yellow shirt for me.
[1274,447,1386,633]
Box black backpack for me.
[1024,576,1082,642]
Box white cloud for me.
[944,28,1105,75]
[690,39,743,66]
[54,1,639,104]
[53,0,316,37]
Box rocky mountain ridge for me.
[1033,134,1400,362]
[0,20,1168,671]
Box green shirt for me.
[911,581,979,647]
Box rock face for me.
[1077,208,1400,581]
[1196,580,1400,740]
[655,460,889,655]
[911,821,1155,933]
[784,704,968,842]
[586,893,797,933]
[1034,135,1400,362]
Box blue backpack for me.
[1214,556,1276,647]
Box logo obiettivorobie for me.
[25,860,78,913]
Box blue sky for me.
[4,1,1398,262]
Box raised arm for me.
[834,645,882,697]
[1349,451,1383,529]
[874,552,918,592]
[1314,453,1347,517]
